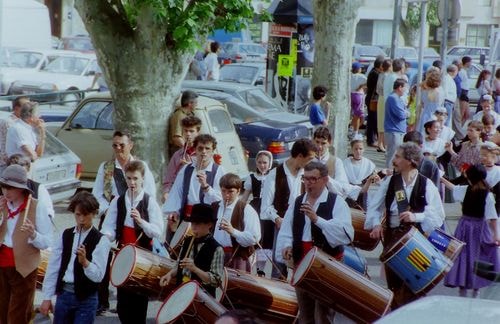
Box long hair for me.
[475,70,491,89]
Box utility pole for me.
[390,0,401,59]
[413,0,427,111]
[440,0,449,63]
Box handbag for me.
[368,99,378,112]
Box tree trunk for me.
[75,1,192,185]
[312,0,362,158]
[400,24,420,47]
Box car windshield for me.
[62,38,94,52]
[8,52,43,68]
[42,56,90,75]
[217,96,265,123]
[395,48,417,59]
[220,65,259,84]
[448,47,469,56]
[237,89,284,113]
[424,48,439,57]
[358,46,385,56]
[240,44,266,54]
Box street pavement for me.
[33,145,476,323]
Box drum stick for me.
[182,142,188,161]
[343,227,370,278]
[255,240,288,281]
[180,235,195,262]
[22,194,32,225]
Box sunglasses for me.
[112,143,127,149]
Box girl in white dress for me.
[423,120,447,160]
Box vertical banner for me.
[294,24,314,113]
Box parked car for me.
[53,92,249,182]
[446,46,490,65]
[188,89,309,169]
[222,42,267,63]
[219,62,266,87]
[0,111,81,202]
[58,35,95,53]
[181,80,313,132]
[423,47,441,65]
[0,49,82,95]
[8,52,98,103]
[466,62,483,103]
[352,44,386,72]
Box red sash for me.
[0,245,15,267]
[184,204,193,218]
[301,241,343,261]
[121,226,137,245]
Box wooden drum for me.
[351,208,380,251]
[168,221,192,257]
[292,247,393,324]
[220,268,298,323]
[156,281,227,324]
[110,244,176,299]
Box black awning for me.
[268,0,313,24]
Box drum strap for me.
[180,163,219,220]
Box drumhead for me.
[380,227,416,263]
[170,221,190,248]
[156,281,197,323]
[215,267,228,303]
[110,245,136,287]
[291,247,316,286]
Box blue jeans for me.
[444,100,454,126]
[54,290,98,324]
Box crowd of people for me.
[0,54,498,324]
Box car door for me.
[56,99,113,179]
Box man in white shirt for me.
[0,96,29,172]
[40,192,110,321]
[442,64,458,126]
[5,101,46,162]
[458,56,472,122]
[277,161,353,323]
[204,41,220,81]
[364,142,444,309]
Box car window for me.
[239,89,284,113]
[359,46,385,56]
[42,56,90,75]
[220,66,258,84]
[469,48,481,56]
[70,100,110,129]
[208,110,233,133]
[95,102,114,129]
[10,52,43,68]
[44,132,70,156]
[448,47,468,56]
[218,96,264,123]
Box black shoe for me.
[96,306,109,316]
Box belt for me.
[62,282,75,293]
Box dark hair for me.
[181,115,202,129]
[374,55,385,69]
[7,154,31,171]
[313,126,331,142]
[113,130,132,140]
[312,85,327,100]
[304,161,328,177]
[465,164,489,191]
[290,138,316,158]
[496,68,500,79]
[424,120,439,135]
[193,134,217,150]
[210,41,220,53]
[392,59,404,73]
[218,309,261,324]
[403,131,424,145]
[475,70,491,89]
[219,173,242,190]
[382,59,392,72]
[124,160,145,176]
[462,56,472,65]
[468,120,484,132]
[482,113,495,126]
[181,90,198,107]
[68,191,99,215]
[432,60,443,70]
[393,78,407,90]
[12,96,29,110]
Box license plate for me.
[47,170,66,182]
[22,90,36,95]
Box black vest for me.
[291,192,343,263]
[462,186,488,218]
[273,164,290,218]
[180,163,219,220]
[249,173,262,213]
[115,193,151,249]
[27,179,40,199]
[114,167,128,197]
[385,173,427,217]
[175,235,220,297]
[55,227,103,300]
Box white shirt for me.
[458,68,469,91]
[343,157,376,185]
[442,73,457,102]
[439,125,455,142]
[452,186,497,220]
[213,200,261,248]
[162,161,225,215]
[204,53,220,81]
[486,165,500,188]
[275,188,354,263]
[92,158,157,215]
[101,189,164,241]
[5,119,38,158]
[423,137,447,158]
[364,174,444,233]
[42,226,111,299]
[243,172,266,194]
[318,153,361,200]
[2,197,52,249]
[260,161,303,222]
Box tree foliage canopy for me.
[404,0,439,28]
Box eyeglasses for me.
[301,175,323,183]
[112,143,127,149]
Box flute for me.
[181,236,196,283]
[181,141,189,161]
[219,199,228,230]
[22,194,32,225]
[75,225,82,254]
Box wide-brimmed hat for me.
[188,203,217,224]
[0,165,33,194]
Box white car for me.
[0,111,81,202]
[0,49,82,95]
[8,52,98,103]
